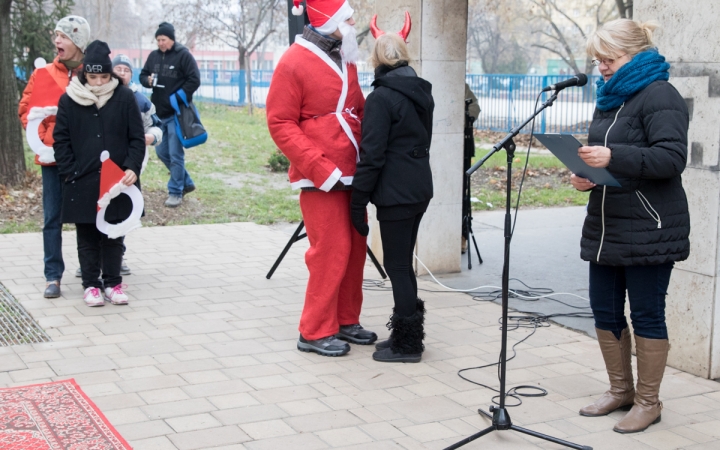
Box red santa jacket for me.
[266,37,365,191]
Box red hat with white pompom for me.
[97,151,127,212]
[292,0,354,35]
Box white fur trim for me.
[96,184,144,239]
[290,179,314,190]
[292,5,304,15]
[100,150,110,162]
[97,181,126,209]
[319,167,342,192]
[289,175,352,191]
[26,106,57,121]
[26,111,56,163]
[34,57,47,69]
[314,1,354,35]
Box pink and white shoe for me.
[83,287,104,307]
[104,285,129,305]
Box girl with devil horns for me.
[352,16,435,363]
[53,40,145,307]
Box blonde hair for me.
[586,19,659,59]
[370,33,410,69]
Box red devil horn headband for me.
[370,11,412,42]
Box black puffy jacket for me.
[580,80,690,266]
[139,43,201,119]
[352,64,434,209]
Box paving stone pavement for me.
[1,222,719,450]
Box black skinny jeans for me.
[379,212,424,317]
[76,223,124,289]
[589,261,674,340]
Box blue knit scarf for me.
[596,49,670,111]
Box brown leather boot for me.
[579,328,635,416]
[613,335,668,433]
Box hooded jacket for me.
[139,42,201,119]
[352,64,434,211]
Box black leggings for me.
[379,212,424,317]
[76,223,123,289]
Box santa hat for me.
[27,58,65,110]
[26,58,64,164]
[292,0,354,35]
[96,151,143,238]
[97,151,127,211]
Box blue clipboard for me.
[534,134,621,187]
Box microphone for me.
[542,73,588,92]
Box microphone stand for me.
[444,90,592,450]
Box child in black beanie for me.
[53,40,145,307]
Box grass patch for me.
[470,149,590,210]
[5,103,592,234]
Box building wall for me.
[372,1,467,275]
[635,0,720,379]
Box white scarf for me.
[66,76,119,109]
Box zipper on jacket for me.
[636,190,661,229]
[596,102,624,262]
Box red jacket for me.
[18,56,75,166]
[266,37,364,191]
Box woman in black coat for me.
[351,33,434,363]
[53,40,145,307]
[572,20,690,434]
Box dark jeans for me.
[41,165,65,281]
[589,262,674,340]
[379,212,424,317]
[155,116,194,196]
[76,223,123,289]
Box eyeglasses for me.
[114,68,132,74]
[591,55,627,66]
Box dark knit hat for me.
[155,22,176,41]
[84,40,112,74]
[112,54,133,72]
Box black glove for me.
[350,189,371,237]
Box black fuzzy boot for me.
[373,299,425,363]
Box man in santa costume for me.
[266,0,376,356]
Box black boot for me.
[373,299,425,363]
[375,299,424,350]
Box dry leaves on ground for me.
[0,171,43,227]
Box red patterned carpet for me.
[0,379,131,449]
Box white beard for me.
[338,22,359,65]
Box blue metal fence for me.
[129,70,600,134]
[466,74,602,134]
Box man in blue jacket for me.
[140,22,201,207]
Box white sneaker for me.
[83,287,104,307]
[104,285,129,305]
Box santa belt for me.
[301,184,353,192]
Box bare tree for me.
[1,0,26,186]
[169,0,283,115]
[528,0,617,74]
[72,0,143,46]
[615,0,632,19]
[467,0,533,74]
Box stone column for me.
[371,0,468,275]
[636,0,720,379]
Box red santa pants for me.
[298,189,366,340]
